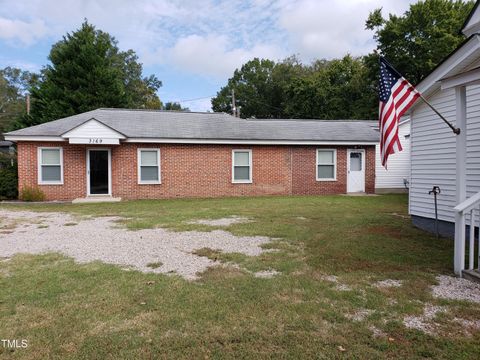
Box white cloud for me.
[0,0,415,70]
[0,58,41,72]
[278,0,413,60]
[169,34,284,78]
[0,17,49,45]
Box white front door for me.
[347,149,365,193]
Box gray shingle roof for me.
[5,108,379,142]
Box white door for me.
[347,149,365,193]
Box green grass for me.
[0,195,479,359]
[146,262,163,269]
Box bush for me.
[19,186,46,202]
[0,153,18,200]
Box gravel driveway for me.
[0,209,272,279]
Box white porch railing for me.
[454,191,480,275]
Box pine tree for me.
[28,21,162,125]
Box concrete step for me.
[72,196,121,204]
[462,269,480,284]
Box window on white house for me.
[232,150,252,183]
[316,149,336,181]
[38,148,63,184]
[138,149,160,184]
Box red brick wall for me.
[16,142,376,201]
[364,146,376,194]
[17,142,87,201]
[291,146,376,195]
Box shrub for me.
[0,153,18,200]
[19,186,46,202]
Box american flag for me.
[379,57,420,167]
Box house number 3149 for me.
[89,138,103,144]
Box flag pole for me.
[380,56,460,135]
[417,93,461,135]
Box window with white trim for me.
[38,147,63,184]
[316,149,336,181]
[232,150,252,183]
[138,149,161,184]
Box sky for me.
[0,0,415,112]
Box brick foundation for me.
[17,142,375,201]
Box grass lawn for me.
[0,194,479,359]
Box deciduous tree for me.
[366,0,474,85]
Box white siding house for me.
[375,119,410,193]
[408,1,480,277]
[410,86,480,225]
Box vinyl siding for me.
[409,85,480,223]
[375,121,410,189]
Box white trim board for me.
[4,136,378,145]
[86,148,112,196]
[316,148,337,181]
[232,149,252,184]
[124,138,378,145]
[137,148,161,185]
[37,147,64,185]
[62,118,126,139]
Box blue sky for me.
[0,0,414,111]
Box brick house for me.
[4,109,378,201]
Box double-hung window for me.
[138,149,161,184]
[38,147,63,184]
[316,149,336,181]
[232,150,252,183]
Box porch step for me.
[462,269,480,284]
[72,196,121,204]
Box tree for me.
[0,67,39,135]
[366,0,474,85]
[284,56,376,119]
[26,21,162,127]
[163,102,190,111]
[211,57,303,118]
[212,55,375,120]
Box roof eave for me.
[4,135,378,145]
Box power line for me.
[169,92,291,117]
[172,95,216,103]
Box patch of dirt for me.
[335,284,353,291]
[346,309,373,322]
[432,275,480,303]
[403,304,447,335]
[0,268,11,277]
[369,325,388,338]
[0,210,272,280]
[319,274,339,283]
[318,274,352,291]
[253,269,280,278]
[453,317,480,336]
[188,216,251,227]
[374,279,403,289]
[390,212,410,219]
